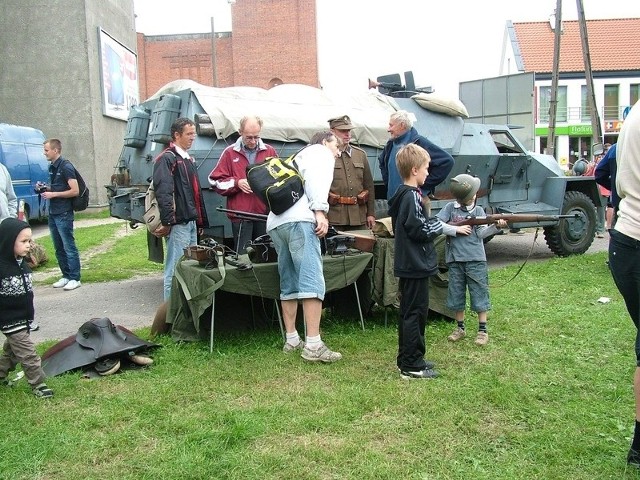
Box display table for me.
[167,251,373,350]
[371,236,455,320]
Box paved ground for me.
[30,218,164,344]
[28,219,609,344]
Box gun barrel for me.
[216,206,268,222]
[449,213,579,226]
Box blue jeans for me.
[446,261,491,312]
[269,221,324,301]
[609,229,640,365]
[164,221,197,300]
[48,211,80,281]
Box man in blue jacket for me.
[595,143,618,228]
[378,110,454,204]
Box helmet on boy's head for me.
[450,174,481,203]
[572,158,588,175]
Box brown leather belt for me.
[336,196,358,205]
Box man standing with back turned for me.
[153,117,209,301]
[41,138,81,291]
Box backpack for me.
[143,150,176,235]
[246,153,304,215]
[65,160,89,211]
[143,182,163,234]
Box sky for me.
[133,0,638,98]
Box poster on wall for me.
[98,28,139,121]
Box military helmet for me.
[450,174,481,203]
[572,158,588,176]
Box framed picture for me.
[97,28,139,121]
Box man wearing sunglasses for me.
[209,116,276,254]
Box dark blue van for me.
[0,123,49,221]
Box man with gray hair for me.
[378,110,454,202]
[209,116,276,253]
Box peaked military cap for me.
[328,115,355,130]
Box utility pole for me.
[211,17,218,87]
[547,0,602,159]
[576,0,603,150]
[546,0,563,159]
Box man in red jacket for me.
[209,116,276,253]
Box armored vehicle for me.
[107,80,599,259]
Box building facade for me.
[501,18,640,169]
[136,0,318,100]
[0,0,317,205]
[0,0,137,205]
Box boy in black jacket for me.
[388,144,449,379]
[0,218,53,398]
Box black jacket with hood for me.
[0,218,34,334]
[388,184,443,278]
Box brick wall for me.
[136,0,317,101]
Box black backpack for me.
[65,160,90,211]
[246,149,307,215]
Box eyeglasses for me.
[244,135,260,141]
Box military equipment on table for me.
[107,78,600,259]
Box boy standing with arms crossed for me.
[436,174,507,346]
[388,144,451,379]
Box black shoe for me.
[400,368,439,379]
[628,448,640,468]
[397,360,435,372]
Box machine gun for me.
[449,213,579,227]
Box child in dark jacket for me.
[387,144,454,379]
[0,218,53,398]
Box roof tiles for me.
[513,18,640,73]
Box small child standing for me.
[436,174,507,346]
[387,144,445,379]
[0,218,54,398]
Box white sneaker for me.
[63,280,81,291]
[52,278,70,288]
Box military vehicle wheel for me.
[543,191,596,256]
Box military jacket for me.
[327,145,375,227]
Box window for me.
[539,86,567,123]
[631,84,640,107]
[603,84,619,120]
[580,86,590,122]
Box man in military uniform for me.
[327,115,376,231]
[327,115,376,317]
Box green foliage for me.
[34,222,162,285]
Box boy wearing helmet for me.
[436,174,507,346]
